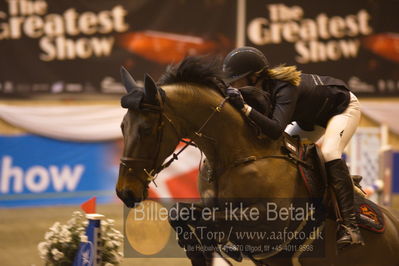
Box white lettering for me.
[0,156,23,193]
[39,36,114,61]
[90,36,114,57]
[23,15,43,38]
[346,15,359,37]
[78,12,98,35]
[111,5,129,32]
[75,38,93,59]
[0,156,84,193]
[63,8,79,36]
[316,13,330,39]
[9,16,24,39]
[247,4,373,64]
[358,9,372,35]
[340,39,360,57]
[247,17,270,45]
[299,19,317,41]
[295,39,360,63]
[266,202,278,221]
[268,4,303,22]
[97,11,113,34]
[44,14,64,37]
[1,2,128,60]
[49,165,84,192]
[282,21,300,42]
[39,36,55,61]
[329,16,346,38]
[25,166,49,193]
[7,0,47,16]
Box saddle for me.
[281,133,385,233]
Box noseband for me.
[120,91,229,188]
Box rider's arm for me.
[246,82,299,140]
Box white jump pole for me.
[380,124,392,206]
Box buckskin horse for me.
[116,56,399,266]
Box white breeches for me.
[285,92,361,162]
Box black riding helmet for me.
[223,46,270,84]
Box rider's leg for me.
[284,122,324,142]
[321,92,364,249]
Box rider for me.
[223,46,364,250]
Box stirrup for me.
[336,224,365,250]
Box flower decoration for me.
[38,211,123,265]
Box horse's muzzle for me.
[116,188,144,208]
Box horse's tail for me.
[267,65,301,86]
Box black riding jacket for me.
[245,73,351,140]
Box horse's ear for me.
[143,73,158,104]
[120,66,140,93]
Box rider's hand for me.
[226,86,245,110]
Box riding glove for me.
[226,86,245,110]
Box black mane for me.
[157,55,225,91]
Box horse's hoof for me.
[221,243,243,262]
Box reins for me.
[203,150,312,183]
[120,94,230,188]
[155,96,230,174]
[231,153,312,169]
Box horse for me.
[116,56,399,266]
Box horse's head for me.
[116,67,180,207]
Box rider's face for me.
[230,74,257,88]
[231,78,248,88]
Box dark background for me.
[0,0,398,97]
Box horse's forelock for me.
[121,89,144,110]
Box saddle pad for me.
[354,193,385,233]
[297,145,326,199]
[282,133,326,198]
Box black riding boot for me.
[325,159,365,250]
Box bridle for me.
[119,89,229,189]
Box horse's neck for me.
[163,84,281,169]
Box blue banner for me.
[0,134,118,207]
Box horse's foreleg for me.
[169,202,215,266]
[170,221,208,265]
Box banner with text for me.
[1,0,398,97]
[245,0,399,96]
[0,134,203,207]
[0,0,235,95]
[0,134,119,207]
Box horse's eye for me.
[139,126,152,136]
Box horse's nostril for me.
[116,189,126,201]
[116,189,142,208]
